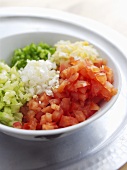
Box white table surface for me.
[0,0,127,169]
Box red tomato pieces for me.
[17,57,117,130]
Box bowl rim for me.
[0,31,122,136]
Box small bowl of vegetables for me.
[0,32,120,140]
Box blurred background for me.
[0,0,127,169]
[0,0,127,37]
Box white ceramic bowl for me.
[0,32,120,141]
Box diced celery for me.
[4,107,11,114]
[0,102,4,110]
[0,112,14,125]
[0,62,31,127]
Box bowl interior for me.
[0,32,120,132]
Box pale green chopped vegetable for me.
[0,62,31,127]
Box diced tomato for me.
[53,91,67,99]
[78,87,87,94]
[71,102,80,111]
[86,67,96,79]
[74,80,89,89]
[90,65,100,73]
[70,92,79,100]
[51,104,60,111]
[73,110,86,122]
[90,80,102,97]
[95,73,107,84]
[35,111,43,122]
[60,98,70,111]
[59,115,78,127]
[78,93,88,102]
[22,123,30,130]
[57,80,69,93]
[20,104,29,116]
[42,106,53,113]
[90,102,100,110]
[13,122,22,129]
[39,92,50,102]
[59,61,70,72]
[78,75,85,80]
[36,123,42,130]
[25,110,36,121]
[42,122,58,130]
[70,56,79,65]
[79,68,87,77]
[29,118,37,130]
[61,63,83,79]
[39,92,51,108]
[28,99,41,112]
[60,66,77,79]
[94,58,107,67]
[92,96,103,104]
[45,113,52,123]
[68,73,79,82]
[23,119,37,130]
[40,115,46,125]
[20,57,117,130]
[49,98,60,105]
[66,83,75,91]
[102,65,114,83]
[52,110,63,122]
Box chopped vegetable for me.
[20,57,117,130]
[51,40,104,65]
[0,62,31,126]
[19,60,59,96]
[11,42,56,69]
[0,40,117,129]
